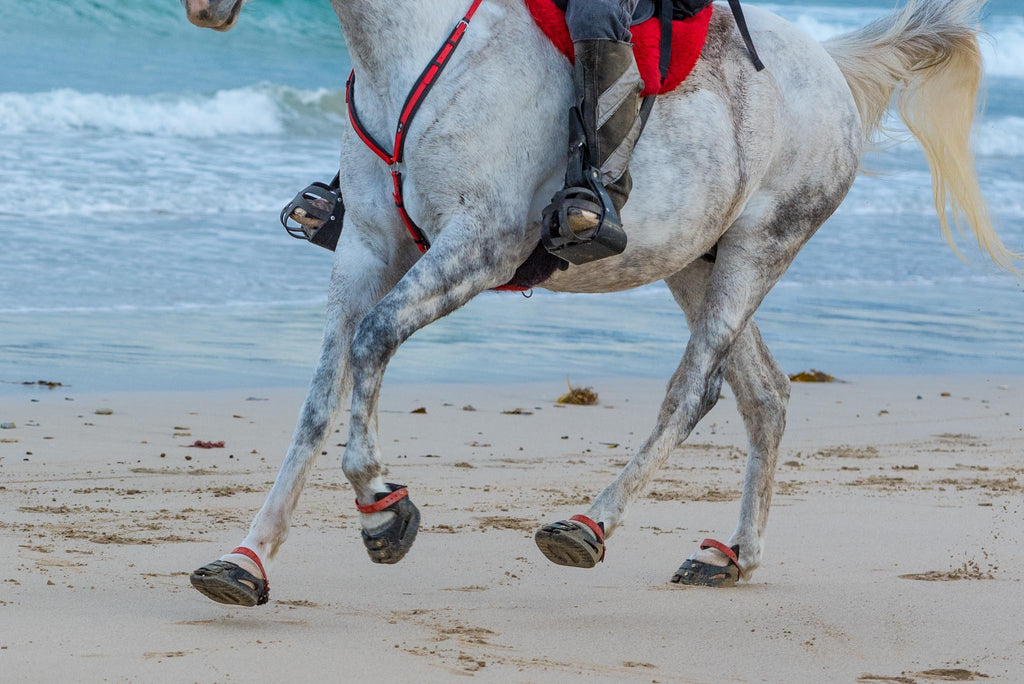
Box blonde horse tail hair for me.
[823,0,1022,272]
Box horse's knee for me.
[300,404,331,441]
[352,288,413,365]
[759,388,787,423]
[349,319,390,372]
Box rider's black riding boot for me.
[542,39,644,265]
[576,39,644,214]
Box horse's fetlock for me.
[342,448,380,485]
[732,534,763,571]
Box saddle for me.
[527,0,715,97]
[531,0,762,267]
[531,0,763,96]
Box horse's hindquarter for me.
[736,6,862,216]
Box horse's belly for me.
[538,212,719,293]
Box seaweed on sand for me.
[557,377,599,405]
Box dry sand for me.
[1,376,1022,682]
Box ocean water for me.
[1,0,1022,394]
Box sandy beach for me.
[0,375,1021,682]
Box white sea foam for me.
[0,298,328,316]
[975,116,1024,156]
[981,19,1024,78]
[0,86,313,137]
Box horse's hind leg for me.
[664,260,790,582]
[536,189,843,579]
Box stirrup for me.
[280,173,345,251]
[541,172,627,266]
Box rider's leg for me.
[562,0,644,215]
[565,0,638,42]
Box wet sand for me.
[1,376,1022,682]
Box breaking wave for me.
[0,85,345,138]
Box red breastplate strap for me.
[345,0,485,256]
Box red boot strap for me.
[699,538,743,577]
[569,514,606,562]
[231,546,269,590]
[356,486,409,514]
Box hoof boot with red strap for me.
[671,538,743,587]
[535,514,605,569]
[190,546,269,607]
[357,483,420,564]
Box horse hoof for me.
[190,559,268,606]
[670,559,740,587]
[671,538,742,587]
[535,515,605,568]
[360,485,421,564]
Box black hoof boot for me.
[671,539,743,587]
[190,546,269,606]
[358,483,421,564]
[535,514,605,568]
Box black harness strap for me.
[657,0,674,82]
[660,1,764,85]
[726,0,765,71]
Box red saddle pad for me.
[524,0,713,97]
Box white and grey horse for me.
[181,0,1018,604]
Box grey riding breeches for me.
[565,0,641,42]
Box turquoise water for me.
[1,0,1022,393]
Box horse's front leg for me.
[341,216,524,564]
[190,232,405,606]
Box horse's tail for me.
[823,0,1021,271]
